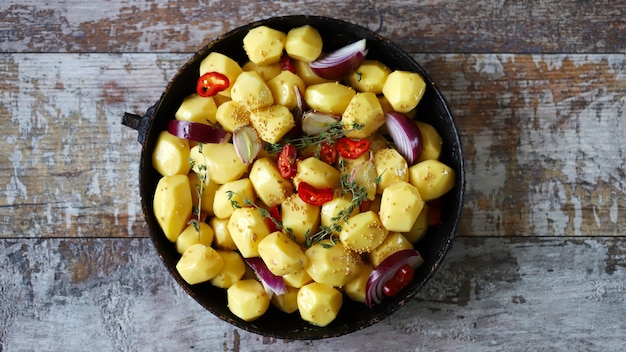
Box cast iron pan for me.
[122,15,465,340]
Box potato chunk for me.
[266,71,306,110]
[189,143,248,185]
[188,171,219,216]
[379,181,424,232]
[227,279,270,321]
[408,160,455,201]
[175,222,214,254]
[293,157,341,190]
[271,286,300,314]
[175,93,218,124]
[341,92,385,139]
[214,100,250,133]
[230,71,274,110]
[282,269,313,288]
[227,207,271,258]
[152,131,190,177]
[281,194,320,245]
[210,250,246,289]
[242,60,281,81]
[320,196,358,235]
[249,105,295,143]
[297,282,343,327]
[304,82,356,114]
[348,60,391,94]
[213,178,255,219]
[416,121,443,162]
[243,26,286,65]
[210,217,237,250]
[285,25,323,62]
[153,174,193,242]
[304,240,362,287]
[199,52,243,98]
[382,70,426,113]
[368,232,413,267]
[249,157,294,207]
[294,60,331,86]
[176,244,224,285]
[339,210,388,253]
[374,148,409,194]
[258,231,307,276]
[404,203,430,243]
[343,263,373,303]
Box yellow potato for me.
[243,26,286,65]
[293,157,341,190]
[293,59,332,85]
[416,121,443,162]
[271,286,300,314]
[175,222,214,254]
[175,93,218,124]
[152,131,190,177]
[189,143,248,185]
[342,92,385,139]
[230,71,274,110]
[249,157,294,207]
[320,196,359,235]
[408,159,455,201]
[188,170,219,216]
[382,70,426,113]
[227,279,270,321]
[210,217,237,250]
[153,174,193,242]
[379,181,425,232]
[227,207,271,258]
[199,52,243,98]
[281,194,320,245]
[266,71,306,110]
[249,105,295,144]
[348,60,391,94]
[214,100,250,133]
[304,240,362,287]
[368,232,413,267]
[210,250,246,289]
[297,282,343,327]
[176,244,224,285]
[242,60,282,81]
[339,210,388,253]
[404,203,430,243]
[258,231,307,276]
[212,178,255,219]
[282,269,313,288]
[304,82,356,114]
[343,263,373,303]
[285,25,323,62]
[373,148,409,194]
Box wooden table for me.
[2,1,625,350]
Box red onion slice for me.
[365,249,424,308]
[301,111,340,136]
[245,257,287,297]
[309,39,368,80]
[167,120,231,144]
[384,112,423,165]
[232,126,262,164]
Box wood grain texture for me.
[1,53,624,238]
[1,237,624,351]
[1,0,624,54]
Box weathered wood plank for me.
[0,0,624,54]
[1,53,624,238]
[1,237,624,351]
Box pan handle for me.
[121,104,157,144]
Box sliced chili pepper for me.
[337,137,370,159]
[319,141,337,164]
[264,205,282,233]
[279,53,296,73]
[196,72,230,97]
[359,198,373,212]
[428,199,442,226]
[277,144,298,179]
[297,182,334,206]
[382,264,415,297]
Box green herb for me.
[355,71,363,82]
[189,143,208,234]
[226,191,291,238]
[265,121,364,154]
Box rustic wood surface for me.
[1,1,625,351]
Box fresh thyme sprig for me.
[226,191,289,237]
[188,143,208,233]
[265,121,364,154]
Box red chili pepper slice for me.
[297,182,334,206]
[277,144,298,179]
[337,137,370,159]
[196,72,230,97]
[279,53,296,73]
[264,205,282,233]
[319,141,337,164]
[359,198,373,212]
[382,264,415,297]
